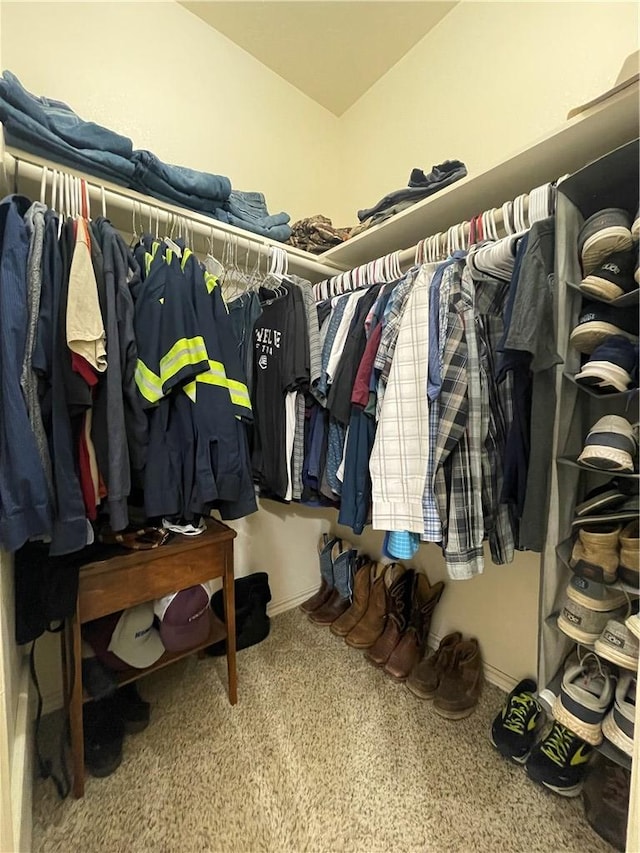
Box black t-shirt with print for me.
[251,283,308,499]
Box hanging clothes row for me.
[240,191,557,580]
[0,185,259,565]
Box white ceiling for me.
[180,1,457,116]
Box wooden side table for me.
[61,519,237,797]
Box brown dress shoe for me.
[406,631,462,699]
[385,578,445,681]
[433,638,483,719]
[331,558,374,637]
[345,563,406,649]
[308,587,350,625]
[365,568,415,666]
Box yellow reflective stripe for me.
[204,272,218,294]
[227,378,252,411]
[183,380,197,402]
[135,359,163,403]
[144,241,161,277]
[159,336,208,384]
[181,248,193,270]
[192,361,252,412]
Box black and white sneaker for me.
[569,301,639,354]
[490,678,542,763]
[578,208,633,274]
[525,721,593,797]
[577,415,637,473]
[580,250,638,301]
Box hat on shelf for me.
[154,583,214,653]
[84,603,165,671]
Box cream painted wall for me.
[335,1,640,224]
[0,1,340,224]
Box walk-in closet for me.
[0,2,638,852]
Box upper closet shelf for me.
[320,85,639,269]
[1,142,348,283]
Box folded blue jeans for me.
[0,70,133,157]
[225,190,290,228]
[213,209,292,242]
[0,105,135,186]
[131,150,231,203]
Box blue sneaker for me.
[569,301,639,354]
[575,335,638,393]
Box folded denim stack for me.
[0,69,136,186]
[287,214,351,254]
[354,159,468,232]
[130,150,231,214]
[214,190,291,241]
[0,71,298,241]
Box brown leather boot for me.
[406,631,462,699]
[365,568,415,666]
[384,578,445,681]
[331,558,375,637]
[308,587,350,625]
[433,638,483,719]
[345,563,406,649]
[300,533,336,613]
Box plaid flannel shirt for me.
[433,262,485,579]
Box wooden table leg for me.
[68,605,85,797]
[223,551,237,705]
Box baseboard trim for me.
[11,655,33,853]
[267,584,319,618]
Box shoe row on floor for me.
[491,677,631,851]
[302,536,485,719]
[569,206,639,396]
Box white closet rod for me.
[315,178,562,299]
[0,144,346,280]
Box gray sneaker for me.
[602,673,636,757]
[552,655,614,745]
[557,579,626,645]
[594,619,639,670]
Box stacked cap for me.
[154,583,213,652]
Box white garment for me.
[284,390,297,501]
[325,289,369,386]
[66,218,107,372]
[370,265,432,533]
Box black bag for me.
[206,572,272,656]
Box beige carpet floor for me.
[33,609,614,853]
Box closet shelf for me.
[562,372,638,400]
[318,85,639,269]
[566,280,639,308]
[1,143,348,284]
[557,457,640,480]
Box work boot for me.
[385,578,445,682]
[300,534,337,613]
[570,524,621,584]
[433,638,483,719]
[619,520,639,588]
[345,563,406,649]
[309,540,356,626]
[406,632,462,699]
[365,568,415,667]
[331,557,375,637]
